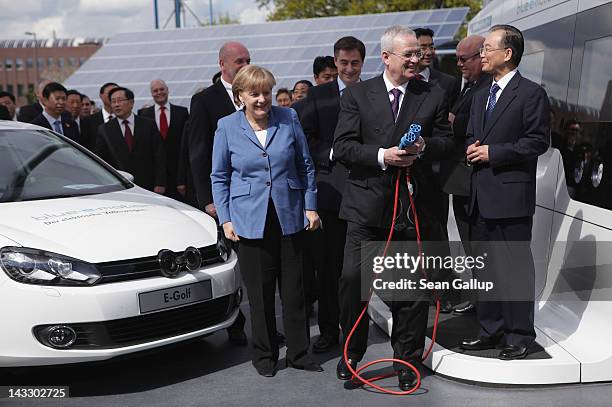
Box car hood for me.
[0,188,217,263]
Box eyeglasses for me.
[479,47,507,55]
[388,50,424,61]
[110,98,130,104]
[457,51,481,64]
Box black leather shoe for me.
[286,359,323,372]
[336,358,357,380]
[439,300,453,314]
[461,336,502,350]
[453,303,476,315]
[255,364,276,377]
[499,345,529,360]
[227,330,248,346]
[274,331,286,345]
[398,369,418,391]
[312,334,338,353]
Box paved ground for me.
[2,300,612,407]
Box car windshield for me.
[0,129,128,203]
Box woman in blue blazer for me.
[211,65,322,377]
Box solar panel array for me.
[65,8,468,109]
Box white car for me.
[0,121,241,367]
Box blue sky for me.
[0,0,269,40]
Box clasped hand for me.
[383,136,424,167]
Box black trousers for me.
[236,203,312,369]
[470,206,536,347]
[311,210,347,339]
[339,221,428,369]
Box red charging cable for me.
[342,168,441,395]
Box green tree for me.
[256,0,481,29]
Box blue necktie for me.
[53,120,63,135]
[485,83,501,122]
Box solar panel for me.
[65,8,469,109]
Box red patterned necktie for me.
[159,105,169,140]
[123,119,134,152]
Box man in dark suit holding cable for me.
[333,25,453,390]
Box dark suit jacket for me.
[188,80,236,208]
[440,73,492,196]
[95,115,166,191]
[81,111,106,151]
[138,103,189,194]
[333,75,453,228]
[17,102,43,123]
[300,80,348,212]
[30,113,83,145]
[466,72,550,219]
[290,98,307,119]
[429,68,460,109]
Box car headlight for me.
[216,230,232,262]
[0,247,101,286]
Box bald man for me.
[17,79,52,123]
[441,35,490,314]
[186,41,251,345]
[138,79,189,200]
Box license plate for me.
[138,280,212,313]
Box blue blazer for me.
[211,106,317,239]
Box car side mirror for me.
[117,170,135,183]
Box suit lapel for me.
[389,80,427,146]
[367,76,396,145]
[239,111,265,151]
[264,107,280,150]
[482,73,521,142]
[109,119,130,165]
[214,81,237,117]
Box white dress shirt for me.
[154,103,171,129]
[220,77,241,111]
[42,110,63,134]
[377,71,409,170]
[417,67,431,82]
[102,108,114,123]
[118,113,135,139]
[486,69,518,111]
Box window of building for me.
[560,35,612,209]
[28,84,34,94]
[26,58,33,69]
[47,57,54,67]
[5,59,13,70]
[16,59,24,70]
[58,58,65,68]
[37,58,44,69]
[7,84,14,94]
[17,84,24,97]
[68,57,76,67]
[79,57,86,66]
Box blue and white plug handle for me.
[398,124,421,149]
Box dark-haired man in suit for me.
[187,41,251,346]
[300,36,365,354]
[461,25,550,360]
[81,82,119,150]
[139,79,189,200]
[95,87,166,193]
[31,82,81,144]
[333,26,452,390]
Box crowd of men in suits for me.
[2,23,549,379]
